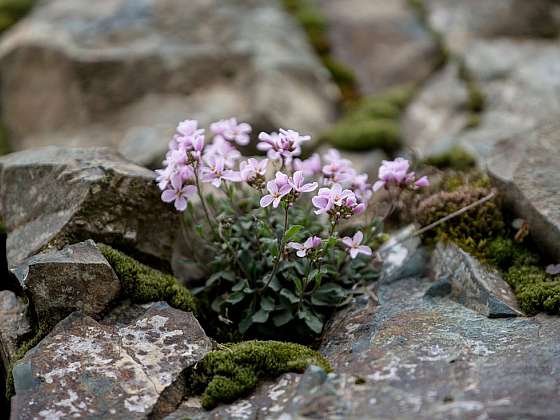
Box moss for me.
[0,0,34,32]
[504,266,560,315]
[98,244,196,314]
[322,118,400,152]
[190,340,331,409]
[424,146,477,171]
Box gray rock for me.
[10,240,121,325]
[402,63,469,158]
[0,147,179,268]
[0,290,31,374]
[11,302,212,420]
[378,225,427,284]
[318,0,440,94]
[425,0,560,55]
[488,121,560,261]
[0,0,337,166]
[313,276,560,419]
[429,242,523,318]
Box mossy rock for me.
[322,118,401,152]
[505,265,560,315]
[424,146,477,171]
[190,340,331,409]
[98,244,196,314]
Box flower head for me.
[342,231,372,259]
[211,118,252,146]
[288,171,318,193]
[288,236,322,258]
[204,137,241,168]
[161,175,197,212]
[240,158,268,182]
[293,153,321,177]
[257,128,310,163]
[311,183,353,215]
[260,171,292,208]
[200,157,241,187]
[373,158,429,192]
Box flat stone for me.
[488,121,560,261]
[312,276,560,419]
[402,63,469,158]
[318,0,440,94]
[0,0,337,166]
[0,290,31,374]
[378,225,427,284]
[10,240,121,325]
[425,0,560,55]
[10,302,212,420]
[0,147,179,268]
[429,242,523,318]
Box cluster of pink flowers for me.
[157,117,429,260]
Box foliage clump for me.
[98,244,196,314]
[321,85,416,152]
[189,340,331,409]
[416,175,560,316]
[423,146,477,171]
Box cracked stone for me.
[10,302,212,420]
[10,240,121,325]
[0,290,31,376]
[0,147,179,268]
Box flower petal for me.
[260,195,274,208]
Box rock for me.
[318,0,440,94]
[488,122,560,261]
[402,63,469,157]
[313,276,560,419]
[164,373,302,420]
[429,242,523,318]
[0,146,179,268]
[10,240,121,325]
[425,0,560,55]
[0,290,31,374]
[378,225,427,284]
[0,0,337,166]
[11,302,212,420]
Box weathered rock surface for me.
[488,122,560,261]
[318,0,440,94]
[0,0,337,166]
[402,63,470,158]
[11,302,212,420]
[0,290,31,374]
[10,240,120,325]
[0,147,179,268]
[429,242,522,317]
[425,0,560,55]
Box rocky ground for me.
[0,0,559,419]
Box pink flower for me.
[240,158,268,182]
[260,172,292,208]
[257,132,282,160]
[343,195,366,215]
[211,118,252,146]
[342,231,372,259]
[321,149,355,184]
[161,175,197,212]
[293,153,322,177]
[288,171,318,193]
[352,174,372,202]
[373,158,429,191]
[288,236,322,257]
[257,128,310,163]
[311,183,353,215]
[204,137,241,168]
[200,157,241,187]
[177,119,204,138]
[415,176,430,188]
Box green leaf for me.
[273,310,294,327]
[268,276,282,292]
[211,295,225,313]
[261,295,275,311]
[239,315,253,334]
[285,225,304,241]
[232,279,247,292]
[226,291,245,305]
[299,306,323,334]
[311,283,348,307]
[280,288,299,304]
[252,308,270,323]
[327,237,338,247]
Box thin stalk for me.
[259,205,289,292]
[194,164,213,228]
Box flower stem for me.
[259,205,289,292]
[194,164,213,228]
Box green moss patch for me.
[423,146,477,171]
[417,178,560,316]
[0,0,34,32]
[189,340,331,409]
[98,244,196,314]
